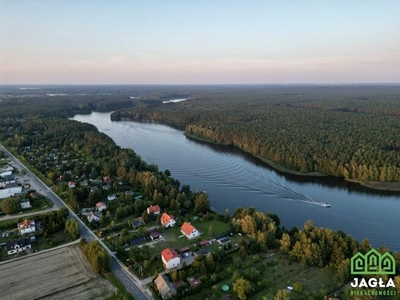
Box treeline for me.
[80,239,110,274]
[112,85,400,182]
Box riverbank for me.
[346,179,400,192]
[184,132,400,192]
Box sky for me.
[0,0,399,84]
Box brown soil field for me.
[0,245,117,300]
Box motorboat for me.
[322,203,331,208]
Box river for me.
[72,112,400,251]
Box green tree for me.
[0,197,21,214]
[65,219,80,239]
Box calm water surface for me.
[72,112,400,251]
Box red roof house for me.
[160,213,176,228]
[161,248,181,269]
[147,205,161,215]
[180,222,200,239]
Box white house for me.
[161,248,181,270]
[107,194,117,201]
[147,205,161,215]
[96,201,107,212]
[68,181,76,188]
[87,211,100,222]
[160,213,176,228]
[17,219,36,235]
[0,186,22,199]
[180,222,200,239]
[20,198,32,209]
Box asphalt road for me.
[0,143,152,300]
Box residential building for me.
[161,248,181,270]
[187,276,202,287]
[147,205,161,215]
[68,181,76,188]
[160,213,175,228]
[132,217,145,228]
[87,211,100,222]
[107,194,117,201]
[180,222,200,239]
[20,198,32,209]
[154,275,177,299]
[149,230,162,241]
[96,201,107,212]
[17,219,36,235]
[6,237,33,255]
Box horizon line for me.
[1,82,399,87]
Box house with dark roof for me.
[6,237,33,255]
[161,248,181,269]
[132,217,145,228]
[154,274,177,299]
[180,222,200,239]
[187,276,202,287]
[149,230,162,241]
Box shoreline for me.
[184,132,400,192]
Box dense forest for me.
[1,85,399,298]
[111,85,400,182]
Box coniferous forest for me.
[111,85,400,183]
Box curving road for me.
[0,144,153,300]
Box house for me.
[217,236,231,245]
[96,201,107,212]
[132,217,145,228]
[199,240,210,247]
[103,184,111,190]
[0,183,22,199]
[187,276,202,287]
[179,246,190,254]
[17,219,36,235]
[161,248,181,270]
[103,176,111,183]
[90,186,100,193]
[154,275,177,299]
[107,194,117,201]
[160,213,176,228]
[87,211,100,222]
[20,198,32,209]
[147,205,161,215]
[68,181,76,188]
[180,222,200,239]
[149,230,162,241]
[6,237,33,255]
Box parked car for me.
[181,252,190,258]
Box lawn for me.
[146,219,230,257]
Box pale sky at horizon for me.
[0,0,399,84]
